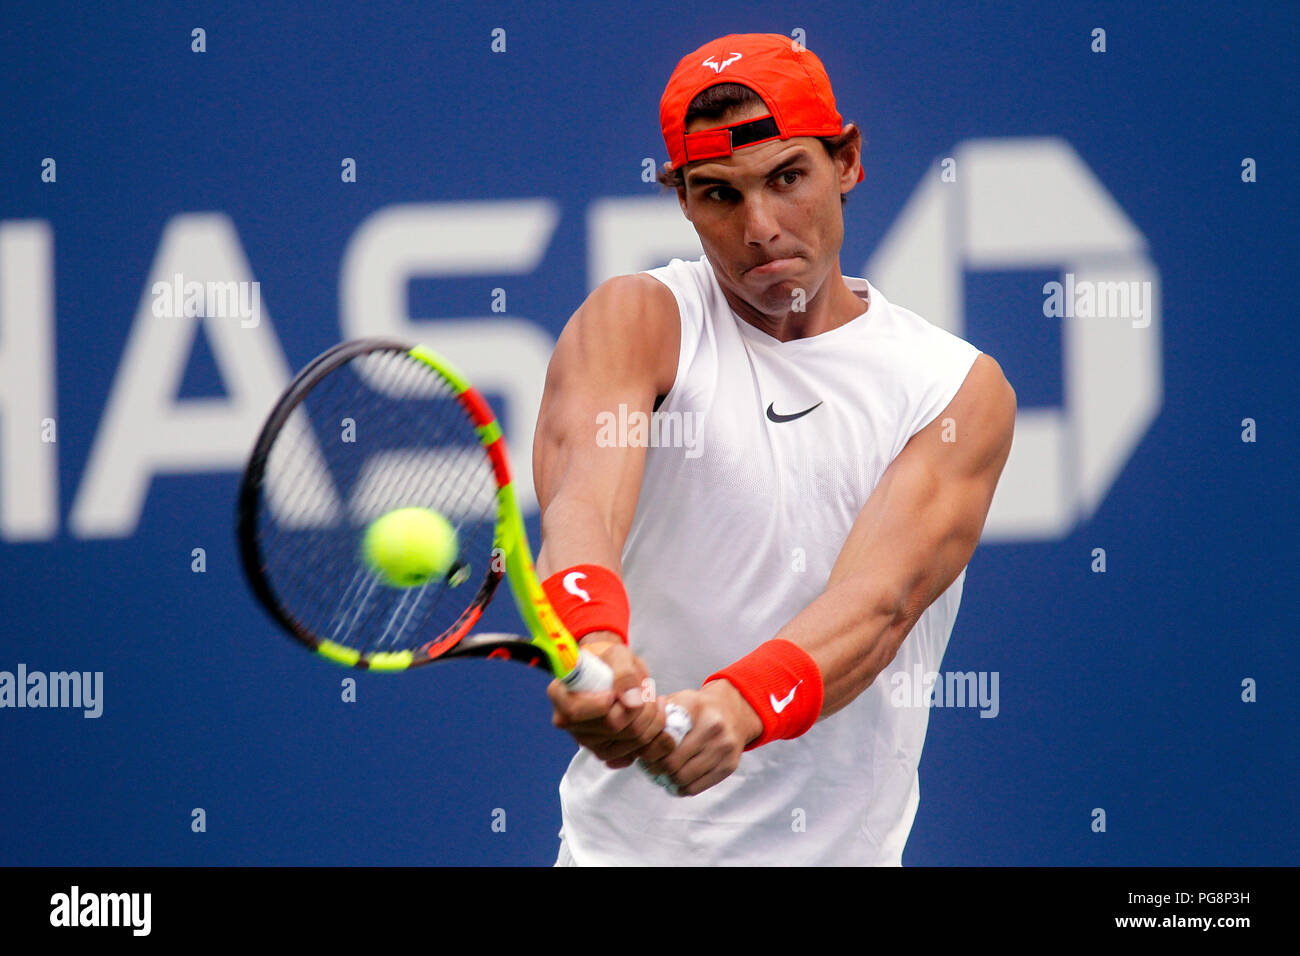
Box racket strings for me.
[255,347,500,659]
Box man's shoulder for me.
[566,273,681,398]
[583,271,679,323]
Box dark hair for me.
[656,83,859,206]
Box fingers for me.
[601,641,655,710]
[639,688,746,796]
[578,696,664,761]
[546,676,614,725]
[662,746,741,797]
[548,636,670,769]
[627,712,680,765]
[546,639,641,728]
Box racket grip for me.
[661,702,693,743]
[638,702,692,795]
[562,650,692,794]
[560,648,615,693]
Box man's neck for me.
[725,272,869,343]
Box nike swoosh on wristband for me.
[766,401,822,423]
[770,681,803,713]
[563,571,590,602]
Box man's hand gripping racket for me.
[236,338,690,788]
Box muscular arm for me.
[534,273,681,765]
[533,273,679,577]
[651,353,1016,794]
[750,352,1016,717]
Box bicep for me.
[829,353,1016,621]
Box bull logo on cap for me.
[702,52,742,73]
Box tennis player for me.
[534,33,1015,865]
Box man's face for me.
[678,100,860,320]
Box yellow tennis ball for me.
[362,507,459,588]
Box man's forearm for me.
[534,493,625,580]
[772,574,913,719]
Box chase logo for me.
[0,139,1157,547]
[866,137,1162,542]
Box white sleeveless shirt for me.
[557,254,982,865]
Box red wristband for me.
[541,564,630,645]
[706,639,823,750]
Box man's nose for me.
[741,193,780,246]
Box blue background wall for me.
[1,1,1295,865]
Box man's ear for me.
[839,124,863,189]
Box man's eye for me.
[704,171,800,201]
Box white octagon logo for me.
[866,137,1163,541]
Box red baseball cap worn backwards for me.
[660,33,863,183]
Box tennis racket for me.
[236,337,690,784]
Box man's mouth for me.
[749,256,798,275]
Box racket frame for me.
[236,338,584,679]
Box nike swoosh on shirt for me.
[770,681,803,713]
[766,401,822,423]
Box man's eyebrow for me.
[686,150,811,189]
